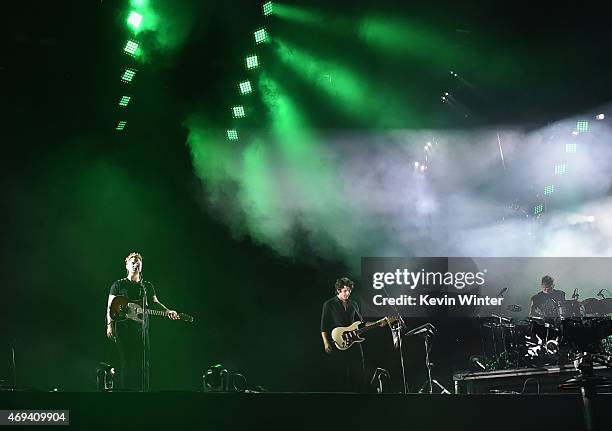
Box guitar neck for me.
[144,308,193,323]
[357,317,387,335]
[146,309,168,317]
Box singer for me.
[529,275,566,318]
[105,252,179,391]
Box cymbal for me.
[581,298,612,315]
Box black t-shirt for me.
[320,296,362,334]
[530,289,566,318]
[109,278,156,304]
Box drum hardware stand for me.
[370,367,390,394]
[558,352,612,431]
[405,323,450,394]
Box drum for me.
[558,300,581,319]
[582,298,612,316]
[480,317,522,369]
[523,317,561,365]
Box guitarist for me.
[320,277,386,392]
[105,252,179,391]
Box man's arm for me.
[152,295,180,320]
[321,332,333,354]
[320,302,333,353]
[106,294,116,339]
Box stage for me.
[1,391,611,430]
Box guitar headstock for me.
[180,313,195,323]
[385,316,400,325]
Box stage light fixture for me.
[239,80,253,95]
[119,96,131,107]
[414,161,419,167]
[565,143,577,153]
[595,113,605,120]
[116,121,127,131]
[534,204,544,216]
[554,163,567,175]
[544,185,555,195]
[263,2,273,16]
[232,106,246,118]
[227,130,239,141]
[127,11,143,30]
[245,55,259,69]
[121,68,137,82]
[576,120,589,133]
[254,28,269,44]
[124,40,140,56]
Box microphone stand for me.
[381,285,410,394]
[140,278,150,392]
[11,345,16,391]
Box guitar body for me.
[110,295,194,323]
[110,296,145,323]
[331,321,365,351]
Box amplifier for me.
[453,364,612,394]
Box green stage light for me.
[124,40,140,56]
[544,185,555,195]
[245,55,259,69]
[534,204,544,216]
[239,80,253,95]
[227,130,239,141]
[566,143,577,153]
[263,2,273,16]
[576,120,589,133]
[554,163,567,175]
[116,121,127,131]
[254,28,269,44]
[121,68,137,82]
[119,96,131,107]
[127,11,143,30]
[232,106,246,118]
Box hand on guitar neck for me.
[330,316,398,351]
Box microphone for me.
[498,287,508,297]
[572,288,578,300]
[597,289,606,299]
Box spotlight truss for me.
[245,55,259,69]
[121,68,137,82]
[263,2,273,16]
[118,96,131,107]
[127,11,143,30]
[227,130,239,141]
[232,106,246,118]
[124,40,140,56]
[239,80,253,95]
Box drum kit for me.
[478,296,612,371]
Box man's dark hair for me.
[335,277,354,293]
[541,275,554,288]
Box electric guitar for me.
[331,316,399,350]
[110,295,194,324]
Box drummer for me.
[529,275,566,318]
